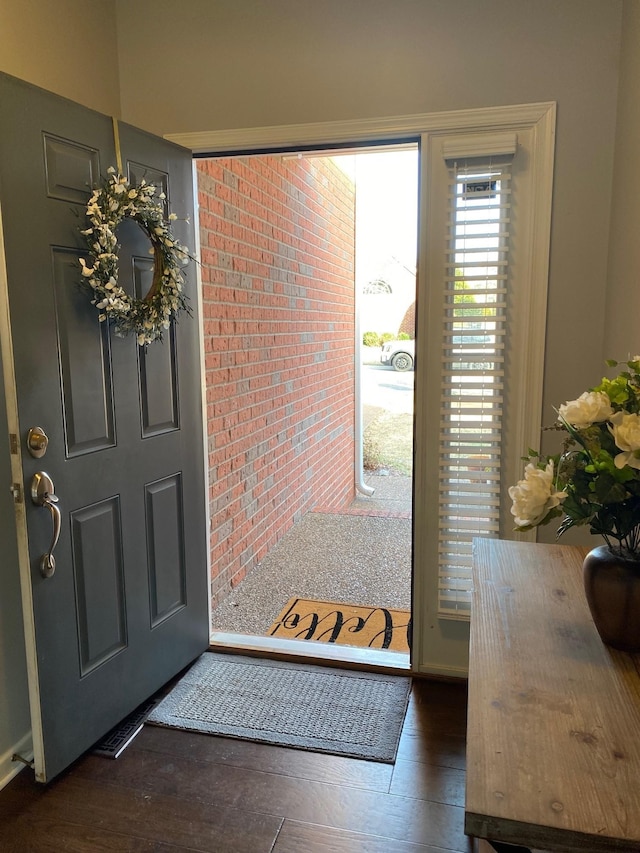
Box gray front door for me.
[0,73,209,782]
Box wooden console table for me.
[466,539,640,852]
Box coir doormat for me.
[147,652,411,762]
[268,597,411,653]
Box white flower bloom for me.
[609,412,640,469]
[79,258,94,277]
[508,460,566,527]
[557,391,613,429]
[169,212,177,221]
[107,166,116,174]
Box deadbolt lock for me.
[27,426,49,458]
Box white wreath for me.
[79,167,190,346]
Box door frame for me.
[168,102,556,677]
[0,202,40,776]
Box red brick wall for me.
[399,301,416,338]
[197,155,356,608]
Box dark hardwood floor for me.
[0,675,471,852]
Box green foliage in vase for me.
[509,358,640,557]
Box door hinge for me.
[9,433,18,454]
[10,482,22,503]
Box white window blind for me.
[438,158,512,618]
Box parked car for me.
[380,339,415,371]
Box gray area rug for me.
[147,652,412,762]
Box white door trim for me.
[166,102,555,154]
[169,102,556,677]
[190,161,214,637]
[0,200,45,774]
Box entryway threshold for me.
[209,631,411,675]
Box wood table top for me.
[466,539,640,853]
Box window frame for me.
[414,115,555,676]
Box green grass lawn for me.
[363,411,413,475]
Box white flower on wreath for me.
[557,390,614,429]
[508,460,567,528]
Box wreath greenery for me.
[79,167,190,346]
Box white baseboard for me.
[0,730,32,791]
[414,661,469,680]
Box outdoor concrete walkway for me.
[210,471,412,636]
[350,469,412,515]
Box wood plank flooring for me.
[0,676,471,852]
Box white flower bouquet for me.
[509,358,640,558]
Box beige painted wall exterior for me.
[0,0,120,115]
[605,0,640,358]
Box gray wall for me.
[605,0,640,358]
[0,0,120,115]
[116,0,623,539]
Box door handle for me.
[30,472,61,578]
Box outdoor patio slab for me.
[211,473,412,637]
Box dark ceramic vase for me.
[583,545,640,652]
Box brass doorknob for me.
[27,426,49,458]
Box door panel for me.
[51,246,116,455]
[0,73,209,782]
[70,496,127,675]
[138,321,180,436]
[43,134,101,205]
[145,473,187,626]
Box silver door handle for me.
[30,471,61,578]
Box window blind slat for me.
[438,158,511,618]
